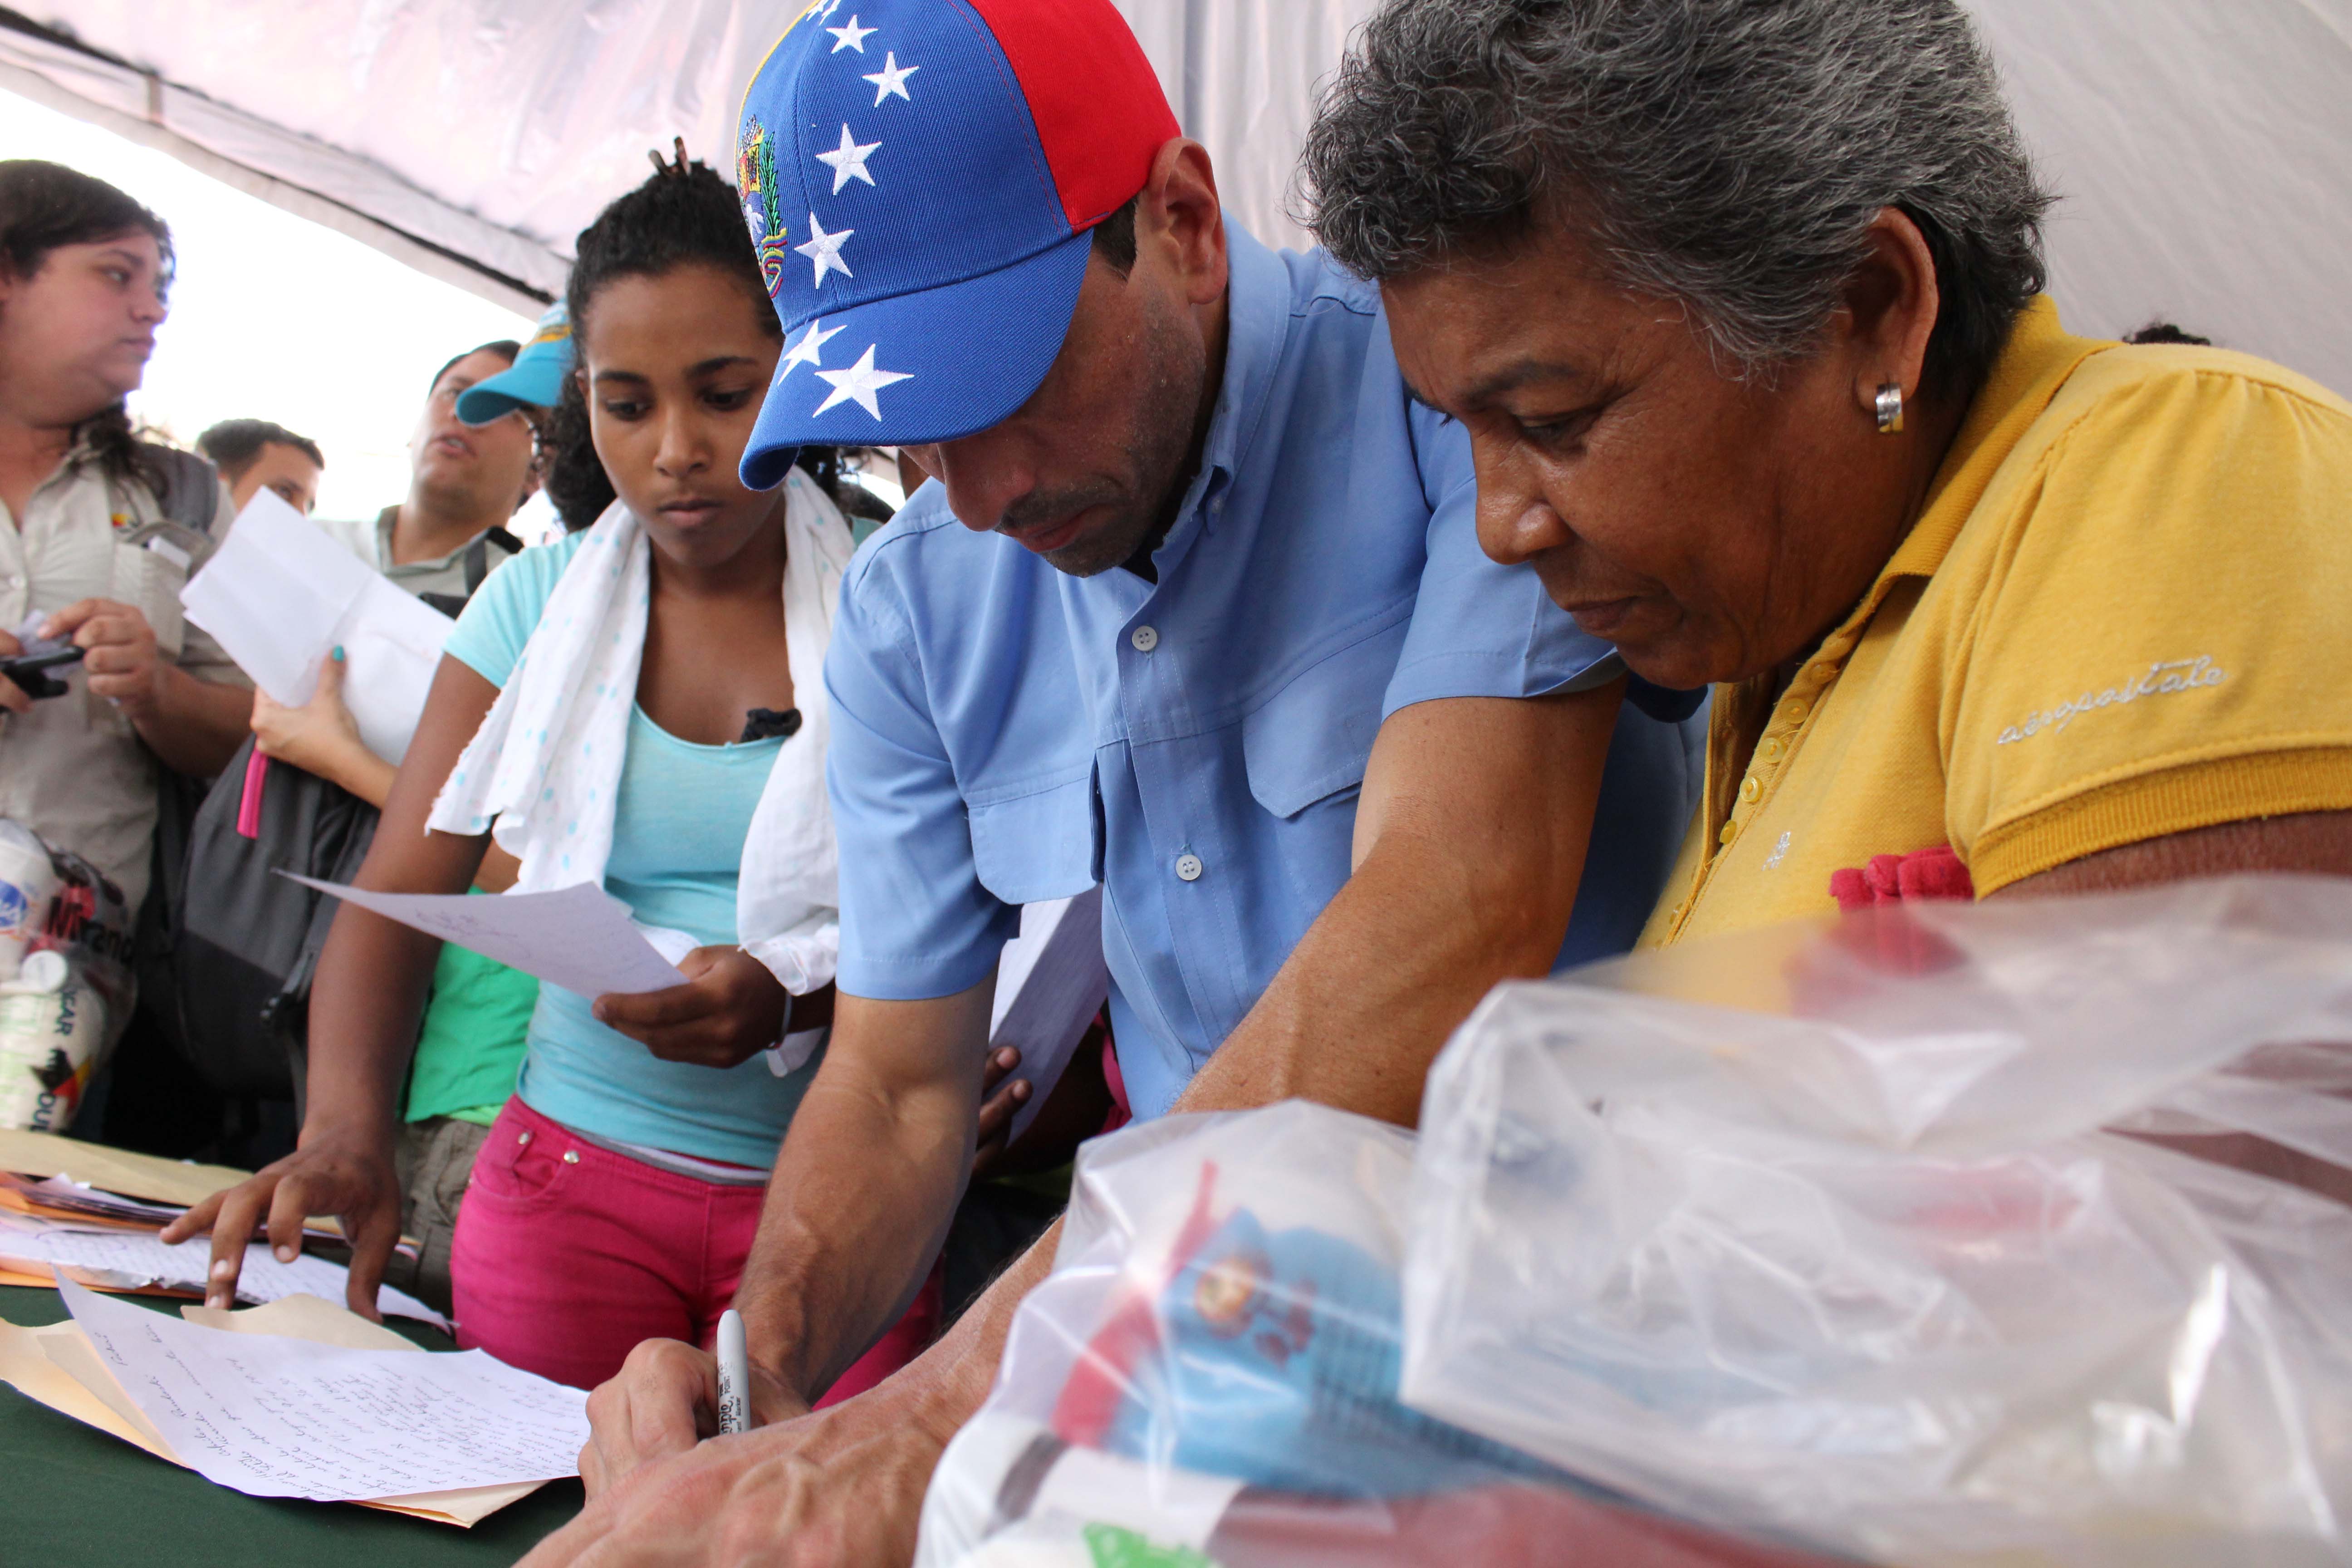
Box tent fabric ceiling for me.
[8,1,2349,394]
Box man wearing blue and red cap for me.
[533,0,1700,1560]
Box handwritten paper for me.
[0,1216,448,1329]
[59,1277,588,1501]
[180,490,455,764]
[282,875,687,1000]
[0,1298,545,1526]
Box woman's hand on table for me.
[158,1123,404,1320]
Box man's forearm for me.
[737,1020,985,1400]
[136,668,252,779]
[894,1215,1061,1444]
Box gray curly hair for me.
[1301,0,2054,400]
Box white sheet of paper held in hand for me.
[179,490,455,764]
[280,875,687,1000]
[56,1276,588,1501]
[990,889,1111,1142]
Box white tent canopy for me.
[5,1,2347,394]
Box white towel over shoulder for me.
[427,470,853,995]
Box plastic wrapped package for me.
[1404,874,2352,1568]
[0,825,136,1132]
[916,1102,1843,1568]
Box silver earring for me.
[1875,382,1905,435]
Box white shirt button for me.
[1175,852,1203,882]
[1130,625,1160,653]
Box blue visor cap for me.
[456,302,573,425]
[735,0,1156,490]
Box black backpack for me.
[127,443,230,1065]
[146,525,519,1101]
[156,740,382,1099]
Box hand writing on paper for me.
[578,1337,810,1498]
[535,1371,959,1567]
[567,1043,1028,1504]
[593,948,806,1069]
[162,1125,403,1320]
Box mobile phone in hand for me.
[0,644,86,700]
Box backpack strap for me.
[464,526,525,596]
[139,443,224,537]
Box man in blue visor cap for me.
[455,302,572,426]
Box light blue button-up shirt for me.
[826,227,1703,1119]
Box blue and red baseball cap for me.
[733,0,1179,489]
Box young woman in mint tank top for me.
[167,157,1022,1391]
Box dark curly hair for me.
[0,160,176,495]
[549,155,862,529]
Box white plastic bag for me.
[918,1103,1829,1568]
[1404,874,2352,1568]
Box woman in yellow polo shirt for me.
[1304,0,2352,938]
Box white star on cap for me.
[815,124,881,194]
[776,318,844,382]
[863,53,918,106]
[794,213,854,288]
[813,345,913,420]
[826,14,875,52]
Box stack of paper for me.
[0,1127,261,1210]
[0,1285,584,1527]
[0,1172,342,1246]
[0,1172,182,1226]
[0,1210,447,1329]
[0,1130,431,1323]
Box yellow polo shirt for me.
[1645,298,2352,946]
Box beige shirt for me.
[0,444,245,909]
[314,507,514,603]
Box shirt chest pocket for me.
[109,525,200,659]
[1240,617,1409,819]
[968,771,1102,906]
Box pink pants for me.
[452,1097,941,1394]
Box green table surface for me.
[0,1284,583,1566]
